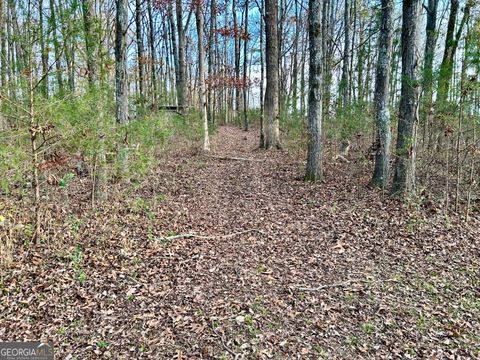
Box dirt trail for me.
[1,126,479,359]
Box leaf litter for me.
[0,126,479,359]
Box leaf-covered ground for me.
[1,126,479,359]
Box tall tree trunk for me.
[392,0,421,196]
[259,0,265,147]
[0,0,5,89]
[115,0,129,179]
[370,0,393,188]
[233,0,240,118]
[291,0,300,114]
[421,0,438,124]
[263,0,280,149]
[340,0,350,109]
[167,2,179,105]
[146,0,158,107]
[437,0,472,107]
[49,0,64,95]
[437,0,459,107]
[305,0,322,180]
[323,0,335,121]
[39,0,49,97]
[58,1,75,94]
[207,0,216,124]
[195,0,210,151]
[115,0,128,124]
[82,0,96,86]
[175,0,187,108]
[135,0,145,103]
[242,0,249,131]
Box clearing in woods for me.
[0,126,479,359]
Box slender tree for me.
[259,0,265,147]
[305,0,323,180]
[49,0,64,96]
[115,0,128,124]
[82,0,96,86]
[195,0,210,151]
[421,0,439,126]
[242,0,249,131]
[339,0,350,109]
[0,0,5,89]
[392,0,421,196]
[370,0,394,188]
[135,0,146,102]
[147,0,158,107]
[263,0,280,149]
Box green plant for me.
[361,322,375,335]
[71,245,87,285]
[97,340,109,349]
[59,172,75,188]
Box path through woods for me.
[1,126,479,359]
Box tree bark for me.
[339,0,350,109]
[39,0,49,97]
[259,0,265,147]
[82,0,96,86]
[233,0,240,118]
[146,0,158,107]
[175,0,187,108]
[370,0,393,188]
[207,0,216,124]
[242,0,249,131]
[135,0,145,103]
[263,0,280,149]
[49,0,64,96]
[0,0,5,89]
[305,0,323,180]
[392,0,421,196]
[195,0,210,151]
[167,2,179,105]
[421,0,438,123]
[115,0,128,124]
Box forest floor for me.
[1,125,479,359]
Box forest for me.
[0,0,479,358]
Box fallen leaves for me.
[0,126,479,359]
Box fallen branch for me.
[157,229,263,242]
[204,154,263,162]
[297,278,398,292]
[210,321,240,358]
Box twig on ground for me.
[157,229,263,242]
[297,278,398,292]
[204,154,263,162]
[210,320,240,358]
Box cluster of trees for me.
[0,0,479,238]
